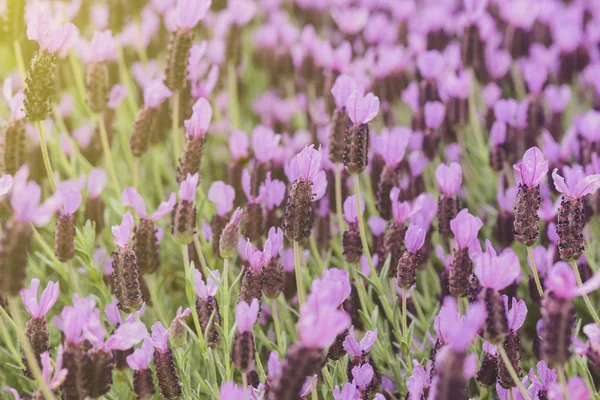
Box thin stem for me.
[497,345,531,400]
[134,158,140,189]
[401,290,408,341]
[271,299,283,350]
[227,62,240,129]
[36,121,57,191]
[294,241,306,306]
[146,276,169,327]
[557,365,568,400]
[509,388,514,400]
[353,177,376,277]
[570,260,600,325]
[221,257,232,380]
[309,235,325,273]
[97,114,121,195]
[242,372,248,399]
[311,375,318,400]
[193,234,210,278]
[172,91,181,163]
[527,246,544,298]
[182,245,207,355]
[13,40,27,84]
[8,299,57,400]
[0,305,17,331]
[67,260,82,296]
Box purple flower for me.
[416,50,445,80]
[352,363,374,389]
[333,382,359,400]
[390,188,421,224]
[473,241,521,291]
[245,240,272,273]
[343,325,377,357]
[143,80,173,108]
[368,216,387,237]
[40,346,67,390]
[179,173,199,201]
[219,381,248,400]
[241,169,264,204]
[343,194,364,225]
[103,321,149,351]
[112,212,135,248]
[528,361,557,398]
[483,83,501,108]
[552,168,600,199]
[545,262,600,299]
[434,296,486,351]
[184,98,212,138]
[309,268,351,308]
[513,147,549,187]
[227,0,257,26]
[126,338,154,370]
[405,224,426,253]
[435,162,462,196]
[548,377,590,400]
[490,121,507,146]
[11,167,62,225]
[208,181,235,216]
[298,297,351,349]
[20,279,60,319]
[503,295,527,332]
[544,85,571,113]
[57,179,84,216]
[261,172,286,211]
[286,145,328,201]
[331,7,369,35]
[87,168,107,199]
[107,85,126,109]
[424,101,445,130]
[267,227,284,258]
[450,209,483,250]
[86,30,117,63]
[578,110,600,143]
[376,127,411,168]
[346,90,380,126]
[407,361,432,400]
[175,0,211,31]
[494,99,519,125]
[522,61,547,94]
[27,13,78,54]
[193,269,219,299]
[150,321,170,353]
[497,185,518,213]
[252,125,281,164]
[122,187,176,221]
[235,298,259,333]
[229,130,249,161]
[331,75,358,111]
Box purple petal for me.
[122,187,147,217]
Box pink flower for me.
[513,147,548,187]
[112,212,134,247]
[343,195,364,224]
[368,216,387,237]
[57,179,83,216]
[545,262,600,299]
[497,186,518,213]
[179,173,199,201]
[193,269,219,299]
[267,227,284,258]
[522,61,547,94]
[122,187,176,221]
[126,338,154,370]
[450,209,483,250]
[483,83,501,108]
[490,121,507,146]
[578,110,600,142]
[87,168,107,199]
[87,30,117,63]
[309,268,351,308]
[208,181,235,216]
[289,145,328,201]
[11,167,62,226]
[343,325,377,357]
[185,98,212,138]
[407,361,432,400]
[528,361,557,397]
[251,125,281,163]
[346,90,380,125]
[416,50,445,80]
[376,127,411,168]
[143,80,173,108]
[405,224,426,253]
[503,295,527,332]
[298,300,350,349]
[473,241,521,290]
[494,99,519,125]
[245,240,272,272]
[548,377,590,400]
[220,382,248,400]
[227,0,257,26]
[434,296,486,351]
[260,172,286,211]
[435,162,462,196]
[40,346,67,390]
[331,7,368,35]
[27,13,78,54]
[229,130,249,161]
[544,85,571,113]
[552,168,600,199]
[424,101,445,130]
[235,298,259,333]
[390,187,421,224]
[352,363,374,389]
[20,279,60,319]
[150,321,170,353]
[175,0,212,31]
[333,382,359,400]
[331,74,358,111]
[103,321,149,351]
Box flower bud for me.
[242,203,264,243]
[172,200,197,245]
[154,349,182,400]
[497,332,521,389]
[134,369,155,400]
[263,257,284,299]
[329,109,350,163]
[55,214,76,262]
[342,223,362,263]
[24,51,56,121]
[85,348,115,397]
[513,185,541,247]
[134,219,160,274]
[283,179,314,243]
[0,218,32,296]
[1,119,26,175]
[479,289,508,344]
[165,31,193,91]
[196,296,220,347]
[556,197,585,262]
[177,135,205,183]
[232,331,255,373]
[23,317,49,379]
[376,166,397,220]
[130,107,157,158]
[86,62,110,114]
[111,246,144,311]
[449,248,472,298]
[343,124,369,175]
[267,344,324,400]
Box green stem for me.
[294,241,306,306]
[221,257,232,380]
[557,365,568,400]
[271,299,283,351]
[67,260,82,296]
[353,177,376,277]
[497,345,531,400]
[134,158,140,189]
[309,235,325,273]
[401,290,408,341]
[147,276,168,327]
[97,114,121,195]
[13,40,26,84]
[36,121,56,191]
[193,234,210,279]
[570,260,600,325]
[227,62,240,129]
[8,299,57,400]
[335,165,345,237]
[527,246,544,298]
[182,245,207,355]
[311,375,318,400]
[242,372,248,399]
[172,91,181,163]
